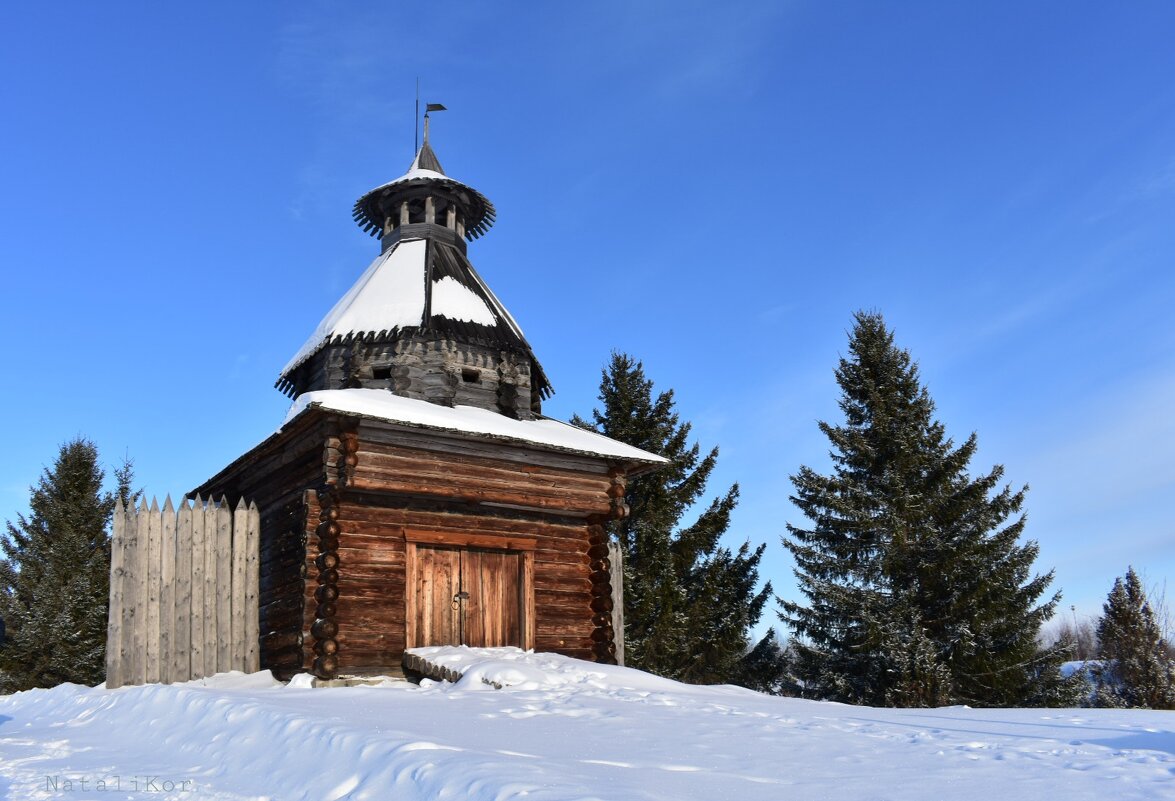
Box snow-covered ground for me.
[1,647,1173,800]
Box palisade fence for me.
[106,495,260,689]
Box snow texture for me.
[430,275,497,325]
[283,388,668,464]
[2,649,1175,800]
[377,166,448,188]
[361,159,466,197]
[282,239,428,376]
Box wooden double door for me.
[414,545,524,648]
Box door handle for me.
[452,590,470,610]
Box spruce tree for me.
[575,353,774,685]
[0,439,129,691]
[731,627,793,695]
[1094,567,1175,709]
[781,311,1062,707]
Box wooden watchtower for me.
[194,118,664,679]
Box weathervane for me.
[413,78,447,153]
[423,103,446,147]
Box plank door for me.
[411,545,522,648]
[415,546,461,646]
[462,548,522,648]
[401,530,535,648]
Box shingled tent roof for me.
[277,143,550,399]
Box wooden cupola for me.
[276,114,551,420]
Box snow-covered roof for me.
[352,140,496,240]
[283,388,668,465]
[361,167,449,197]
[279,237,530,380]
[281,240,424,376]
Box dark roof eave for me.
[352,176,496,241]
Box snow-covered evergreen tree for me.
[1094,567,1175,709]
[0,439,131,691]
[731,628,794,695]
[781,311,1063,707]
[575,353,775,685]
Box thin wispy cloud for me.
[1024,372,1175,521]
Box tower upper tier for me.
[276,127,551,419]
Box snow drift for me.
[1,647,1173,800]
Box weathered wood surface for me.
[145,498,161,683]
[189,497,206,683]
[131,499,148,687]
[174,498,193,682]
[202,501,218,677]
[347,473,610,516]
[464,549,523,648]
[251,497,307,678]
[403,528,536,551]
[415,545,461,646]
[328,498,590,672]
[347,447,613,514]
[402,651,464,684]
[358,420,618,473]
[355,448,610,494]
[231,498,248,670]
[105,498,128,690]
[609,540,625,667]
[159,497,176,683]
[244,500,261,673]
[302,490,320,673]
[105,497,260,689]
[288,327,542,419]
[215,502,232,675]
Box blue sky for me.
[3,2,1173,635]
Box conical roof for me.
[276,139,551,408]
[278,236,543,383]
[412,139,444,173]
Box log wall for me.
[330,499,597,670]
[350,429,614,518]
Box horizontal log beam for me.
[347,473,611,516]
[336,504,590,540]
[356,448,610,494]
